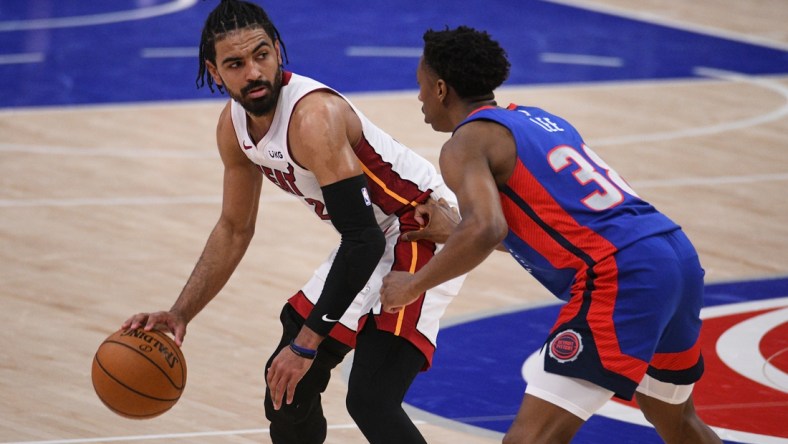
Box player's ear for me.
[437,79,448,102]
[205,60,223,87]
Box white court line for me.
[0,193,297,208]
[630,173,788,188]
[1,69,784,209]
[141,47,199,59]
[0,421,391,444]
[0,0,197,32]
[594,67,788,147]
[540,52,623,67]
[0,52,45,65]
[0,196,221,208]
[540,0,788,52]
[0,144,216,158]
[4,67,782,156]
[0,172,785,209]
[716,305,788,393]
[345,46,423,58]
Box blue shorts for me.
[543,229,705,400]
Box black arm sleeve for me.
[303,174,386,337]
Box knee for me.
[638,396,721,444]
[346,383,376,423]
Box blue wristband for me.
[289,339,317,360]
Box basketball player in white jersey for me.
[123,1,464,443]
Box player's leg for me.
[264,303,351,444]
[509,346,613,443]
[633,230,721,443]
[505,394,582,444]
[635,377,722,443]
[346,315,427,444]
[342,209,460,443]
[511,234,682,442]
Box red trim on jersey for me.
[502,161,647,382]
[466,103,517,119]
[368,301,437,369]
[357,207,439,370]
[587,255,647,381]
[354,136,432,214]
[287,292,357,348]
[650,338,702,371]
[500,162,591,269]
[467,105,497,118]
[282,70,293,85]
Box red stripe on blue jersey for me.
[457,104,682,381]
[501,165,647,381]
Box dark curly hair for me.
[422,26,510,99]
[196,0,288,93]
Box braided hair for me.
[422,26,510,99]
[196,0,288,93]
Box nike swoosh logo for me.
[321,314,339,323]
[242,141,254,150]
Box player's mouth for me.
[246,86,268,99]
[242,80,271,99]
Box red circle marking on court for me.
[614,307,788,438]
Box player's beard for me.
[229,67,283,117]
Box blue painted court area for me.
[1,0,787,108]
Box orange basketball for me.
[91,328,186,419]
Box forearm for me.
[302,175,386,341]
[171,219,254,323]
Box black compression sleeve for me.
[304,174,386,337]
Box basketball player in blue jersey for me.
[381,26,722,443]
[123,1,466,443]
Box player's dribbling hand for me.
[122,310,187,347]
[401,197,460,244]
[380,271,422,314]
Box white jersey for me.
[229,72,463,365]
[230,72,443,231]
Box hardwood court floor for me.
[1,1,786,443]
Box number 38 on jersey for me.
[547,144,639,211]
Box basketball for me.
[91,328,187,419]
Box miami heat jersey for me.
[230,72,444,230]
[228,72,463,363]
[456,104,680,301]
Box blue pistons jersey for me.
[456,104,705,399]
[457,104,680,302]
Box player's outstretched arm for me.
[123,103,263,346]
[382,124,508,312]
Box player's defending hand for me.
[401,197,460,244]
[122,310,187,347]
[380,271,422,314]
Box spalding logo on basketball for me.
[548,329,583,363]
[91,328,187,419]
